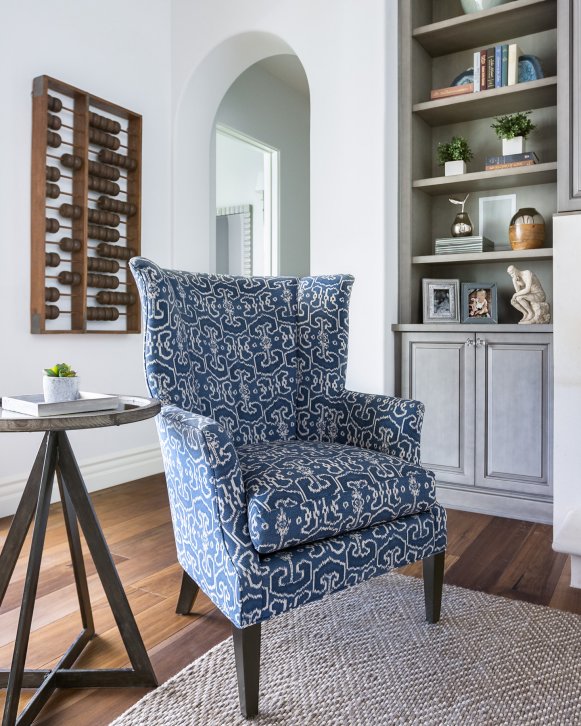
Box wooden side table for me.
[0,395,161,726]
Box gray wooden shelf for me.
[412,248,553,265]
[413,77,557,126]
[412,161,557,195]
[392,323,553,333]
[413,0,557,57]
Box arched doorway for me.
[173,32,310,276]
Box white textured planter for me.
[502,136,525,155]
[43,376,79,403]
[444,160,467,177]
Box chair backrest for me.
[130,257,354,446]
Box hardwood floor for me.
[1,474,579,725]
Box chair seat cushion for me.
[237,439,436,554]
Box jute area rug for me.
[111,573,581,726]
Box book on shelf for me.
[430,84,473,100]
[471,43,520,92]
[485,160,537,170]
[434,236,494,255]
[486,152,538,166]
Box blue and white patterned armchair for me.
[131,257,447,718]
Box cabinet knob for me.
[465,338,475,347]
[476,338,486,347]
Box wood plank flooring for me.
[0,474,579,725]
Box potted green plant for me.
[437,136,474,177]
[43,363,79,403]
[491,111,536,156]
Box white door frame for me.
[216,124,280,275]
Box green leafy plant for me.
[437,136,474,166]
[43,363,77,378]
[491,111,536,140]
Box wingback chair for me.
[130,257,447,718]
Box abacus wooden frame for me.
[30,75,142,334]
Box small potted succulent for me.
[437,136,474,176]
[491,111,536,155]
[43,363,79,403]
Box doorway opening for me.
[215,124,279,276]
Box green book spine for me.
[501,44,509,86]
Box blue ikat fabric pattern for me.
[130,257,447,628]
[238,439,436,553]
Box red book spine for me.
[480,50,488,90]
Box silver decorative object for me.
[449,194,474,237]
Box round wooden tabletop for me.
[0,395,161,433]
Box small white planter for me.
[502,136,526,156]
[444,160,467,177]
[43,376,79,403]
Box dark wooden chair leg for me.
[176,571,200,615]
[423,551,445,624]
[232,623,261,719]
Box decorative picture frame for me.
[422,279,460,323]
[461,282,498,324]
[478,194,516,248]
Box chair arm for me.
[157,406,263,618]
[298,390,425,465]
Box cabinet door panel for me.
[475,333,552,495]
[402,333,475,486]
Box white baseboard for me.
[0,443,164,518]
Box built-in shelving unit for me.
[399,0,557,326]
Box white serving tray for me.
[1,392,120,417]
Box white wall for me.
[0,0,171,515]
[171,0,398,394]
[553,213,581,586]
[216,61,310,277]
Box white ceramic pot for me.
[43,376,79,403]
[444,160,467,177]
[502,136,525,156]
[460,0,509,13]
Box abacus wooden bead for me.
[58,270,81,286]
[88,160,120,181]
[45,252,61,267]
[89,112,121,135]
[96,243,135,260]
[98,148,138,171]
[88,176,120,196]
[89,127,121,151]
[45,304,60,320]
[61,153,83,170]
[46,183,60,199]
[88,208,120,227]
[88,257,119,273]
[47,96,62,112]
[97,196,136,216]
[87,306,120,321]
[46,218,60,233]
[45,287,60,302]
[96,290,135,305]
[59,237,82,252]
[88,224,120,242]
[59,203,83,219]
[47,131,61,148]
[46,165,61,182]
[87,273,119,289]
[47,113,62,131]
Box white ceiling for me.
[258,54,309,98]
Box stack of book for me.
[473,44,521,92]
[430,84,473,100]
[485,151,539,171]
[434,236,494,255]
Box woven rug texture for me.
[111,573,581,726]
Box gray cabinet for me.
[558,0,581,212]
[400,328,553,521]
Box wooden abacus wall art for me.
[30,76,142,334]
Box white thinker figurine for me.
[507,265,551,324]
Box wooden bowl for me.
[509,223,545,250]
